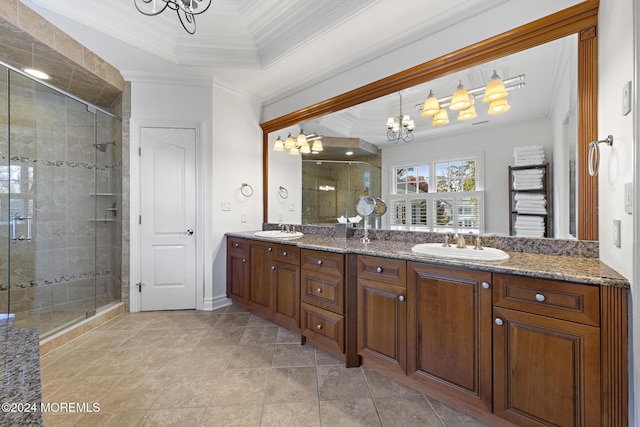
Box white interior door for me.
[140,127,197,310]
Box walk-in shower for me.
[0,62,123,338]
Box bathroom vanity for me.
[225,228,628,426]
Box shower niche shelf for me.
[90,193,114,196]
[90,218,115,222]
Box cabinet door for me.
[272,260,300,332]
[407,263,492,411]
[493,306,601,427]
[227,252,249,304]
[357,278,406,374]
[248,242,273,317]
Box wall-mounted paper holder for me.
[588,135,613,177]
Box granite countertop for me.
[226,231,630,288]
[0,319,43,427]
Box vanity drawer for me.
[301,302,344,354]
[357,255,406,287]
[272,244,300,265]
[493,274,600,326]
[227,237,249,255]
[301,249,344,277]
[301,270,343,314]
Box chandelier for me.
[273,130,324,155]
[386,93,415,143]
[134,0,212,34]
[417,71,525,126]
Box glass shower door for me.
[1,67,99,336]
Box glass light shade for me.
[488,97,511,115]
[483,71,508,102]
[284,133,295,149]
[273,136,284,151]
[387,117,395,128]
[296,130,307,146]
[432,109,449,126]
[289,146,299,155]
[311,139,323,152]
[421,90,440,116]
[406,119,415,131]
[300,142,311,154]
[458,105,478,121]
[449,82,471,110]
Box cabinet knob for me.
[535,293,546,302]
[317,259,323,265]
[376,266,383,273]
[234,243,239,247]
[283,251,287,256]
[495,318,504,326]
[268,247,272,251]
[316,324,323,330]
[398,295,405,302]
[242,258,246,263]
[481,282,490,289]
[316,288,322,293]
[271,266,275,270]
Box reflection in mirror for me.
[267,34,581,239]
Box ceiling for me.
[18,0,576,150]
[21,0,510,103]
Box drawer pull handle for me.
[317,260,323,265]
[535,293,546,302]
[481,282,490,289]
[271,266,275,270]
[495,318,504,326]
[283,251,287,256]
[398,295,405,302]
[316,324,323,330]
[316,288,322,293]
[376,266,383,273]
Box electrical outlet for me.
[241,212,247,223]
[622,81,632,116]
[288,203,295,211]
[613,219,621,248]
[625,182,633,214]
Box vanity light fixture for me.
[386,92,415,143]
[134,0,212,34]
[418,72,525,125]
[272,131,323,155]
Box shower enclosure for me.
[302,160,381,224]
[0,62,122,338]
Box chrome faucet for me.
[442,234,451,247]
[474,235,483,250]
[455,233,466,249]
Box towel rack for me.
[278,186,289,199]
[240,183,254,197]
[588,135,613,177]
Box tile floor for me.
[40,304,491,426]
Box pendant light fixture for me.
[483,70,509,102]
[134,0,213,34]
[272,130,323,155]
[449,81,471,111]
[387,93,415,143]
[421,90,441,117]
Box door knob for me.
[186,229,194,235]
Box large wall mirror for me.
[261,1,599,240]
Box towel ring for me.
[278,186,289,199]
[240,183,254,197]
[588,135,613,177]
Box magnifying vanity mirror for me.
[262,2,599,240]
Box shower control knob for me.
[186,229,194,235]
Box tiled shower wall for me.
[0,68,122,334]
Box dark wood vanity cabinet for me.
[357,255,407,375]
[407,262,493,412]
[300,249,346,356]
[492,274,603,426]
[226,237,300,331]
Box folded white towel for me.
[514,193,546,201]
[515,159,545,166]
[513,169,544,177]
[514,145,545,154]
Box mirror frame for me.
[261,1,599,240]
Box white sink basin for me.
[254,230,304,239]
[411,243,509,261]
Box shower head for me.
[94,141,116,152]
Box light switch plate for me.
[221,200,231,211]
[613,219,621,248]
[625,182,633,214]
[622,81,632,116]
